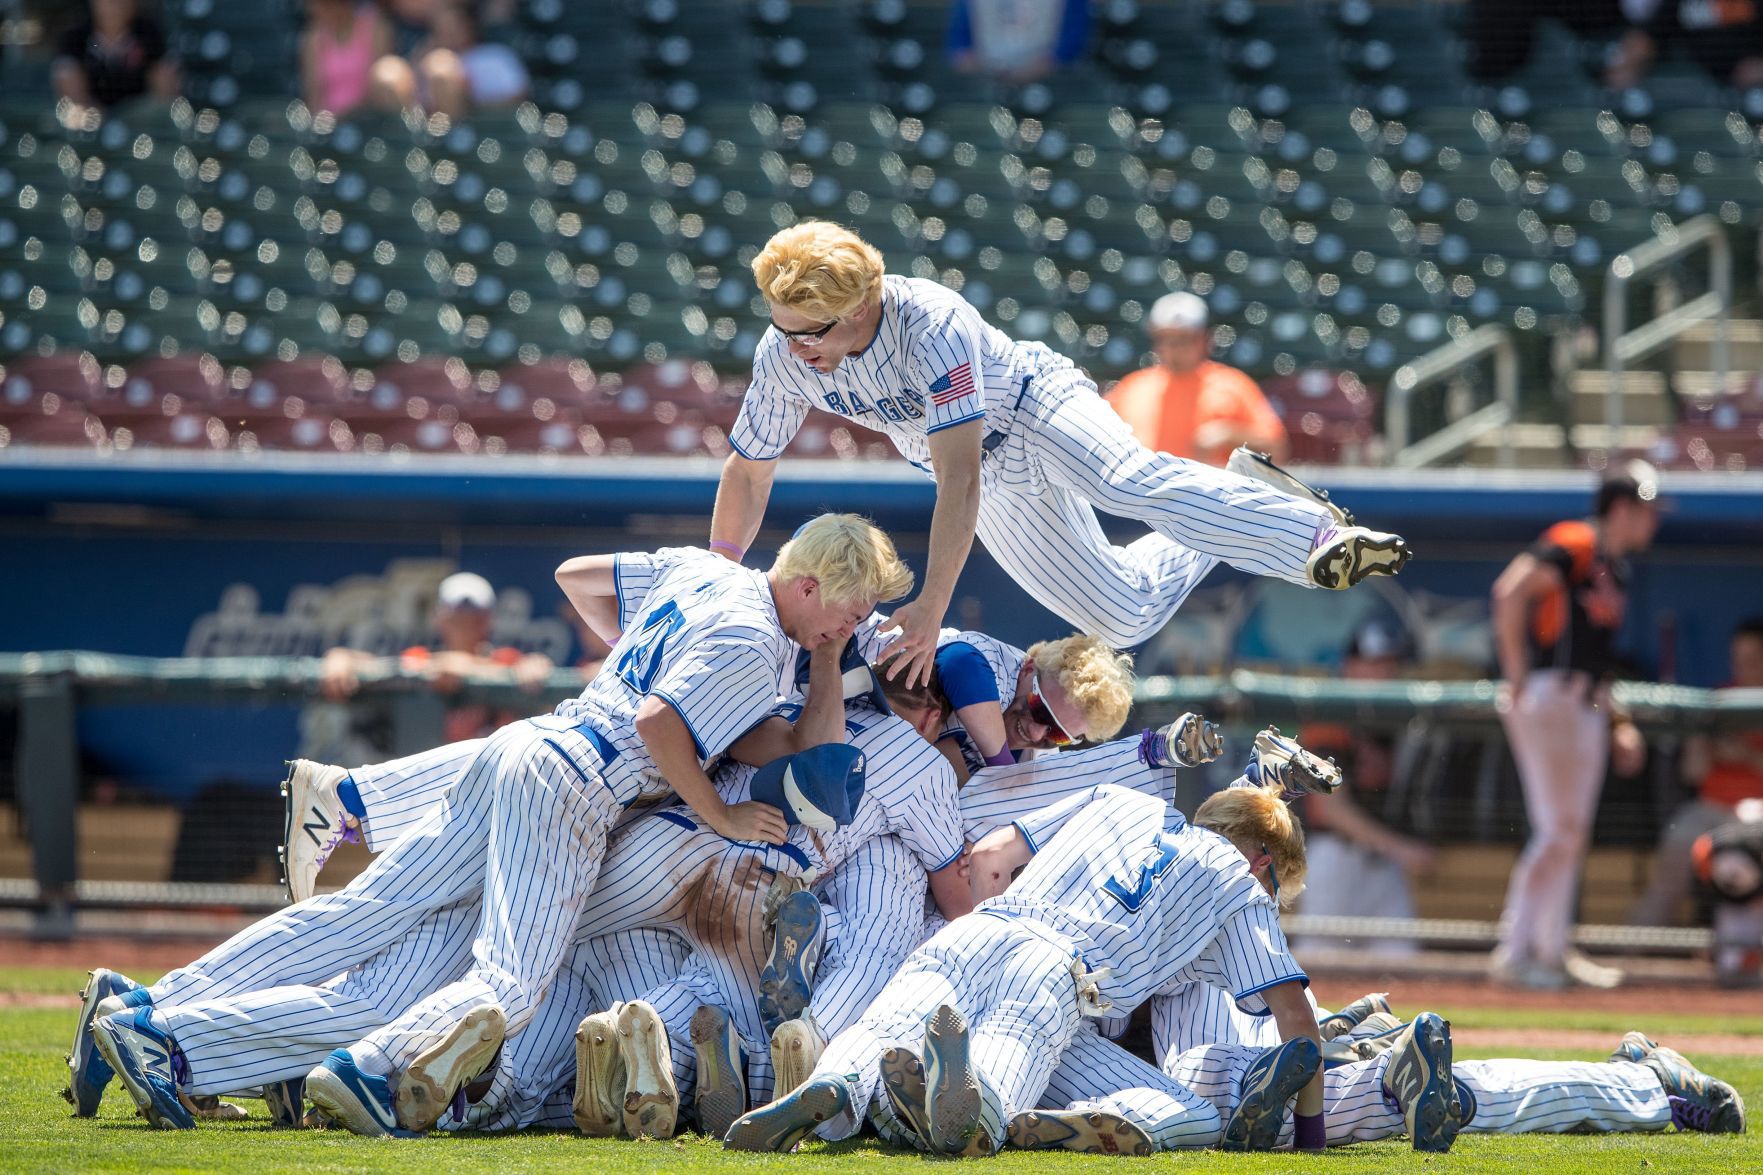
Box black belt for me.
[982,374,1034,455]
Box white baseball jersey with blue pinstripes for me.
[987,784,1305,1018]
[933,627,1026,772]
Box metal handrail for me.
[1385,324,1518,467]
[1604,214,1731,436]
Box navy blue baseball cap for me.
[794,634,891,716]
[749,743,867,831]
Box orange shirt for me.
[1104,360,1288,466]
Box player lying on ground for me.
[78,517,913,1131]
[713,219,1410,671]
[724,778,1325,1155]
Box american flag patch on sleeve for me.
[928,363,975,407]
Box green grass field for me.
[1,967,1756,1174]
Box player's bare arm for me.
[1490,552,1563,697]
[883,418,983,688]
[724,640,848,765]
[635,695,787,844]
[1262,979,1326,1125]
[926,854,977,920]
[708,452,777,561]
[554,553,624,642]
[967,821,1033,902]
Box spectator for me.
[1691,800,1763,988]
[1104,292,1290,467]
[1489,460,1660,990]
[1466,0,1624,81]
[52,0,179,111]
[370,0,529,119]
[1631,618,1763,926]
[949,0,1089,82]
[300,0,394,117]
[309,571,553,760]
[1293,622,1434,957]
[1604,0,1763,90]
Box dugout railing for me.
[3,652,1760,951]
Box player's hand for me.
[319,649,361,700]
[878,597,943,689]
[713,800,789,845]
[514,652,554,691]
[1611,720,1647,777]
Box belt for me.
[981,374,1033,455]
[570,722,619,764]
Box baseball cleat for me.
[263,1077,306,1128]
[1383,1012,1460,1152]
[879,1045,931,1147]
[1227,446,1355,526]
[280,759,354,905]
[1222,1036,1320,1151]
[769,1017,825,1102]
[1150,712,1224,768]
[1643,1046,1746,1133]
[1609,1030,1660,1065]
[1250,727,1343,797]
[395,1002,505,1132]
[63,968,140,1116]
[617,1000,679,1139]
[759,890,826,1037]
[1307,525,1411,590]
[1317,992,1393,1041]
[922,1003,994,1156]
[1008,1108,1155,1156]
[181,1092,248,1120]
[89,1007,194,1130]
[572,1006,626,1136]
[305,1050,418,1137]
[723,1075,850,1152]
[1563,948,1625,990]
[690,1005,747,1140]
[1339,1013,1407,1060]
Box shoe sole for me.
[89,1017,193,1130]
[879,1047,930,1143]
[1223,1037,1320,1151]
[1317,993,1392,1041]
[1008,1109,1155,1156]
[64,969,131,1116]
[723,1078,848,1152]
[770,1020,821,1102]
[1226,446,1355,526]
[1310,533,1412,590]
[618,1002,679,1139]
[759,893,824,1036]
[305,1064,407,1137]
[396,1004,505,1133]
[690,1006,746,1141]
[1255,729,1343,796]
[922,1004,988,1156]
[264,1078,305,1129]
[573,1010,626,1136]
[1390,1013,1456,1153]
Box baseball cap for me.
[1596,458,1663,515]
[749,743,867,832]
[1147,291,1209,332]
[437,572,496,611]
[794,634,891,715]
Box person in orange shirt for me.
[1104,291,1290,466]
[1631,618,1763,927]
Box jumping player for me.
[709,220,1411,680]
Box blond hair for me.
[752,221,887,322]
[1027,635,1135,741]
[772,513,914,607]
[1194,783,1308,908]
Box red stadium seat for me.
[368,417,485,456]
[248,357,355,408]
[235,415,355,454]
[496,358,600,412]
[1,411,107,449]
[111,413,231,452]
[1262,369,1380,464]
[1,352,102,420]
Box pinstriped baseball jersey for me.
[553,551,795,806]
[1150,977,1295,1060]
[609,546,726,634]
[933,627,1026,772]
[985,784,1305,1016]
[717,700,965,876]
[731,275,1074,469]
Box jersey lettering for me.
[1102,833,1183,913]
[615,600,686,694]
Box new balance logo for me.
[301,806,332,847]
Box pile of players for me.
[60,512,1747,1154]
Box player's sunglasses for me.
[1026,670,1077,747]
[770,316,839,341]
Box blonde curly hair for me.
[772,513,914,607]
[752,221,887,323]
[1194,782,1308,908]
[1027,634,1135,741]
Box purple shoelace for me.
[1669,1095,1713,1132]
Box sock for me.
[336,775,367,826]
[1294,1110,1325,1150]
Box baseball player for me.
[86,516,913,1133]
[725,780,1324,1155]
[710,220,1411,676]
